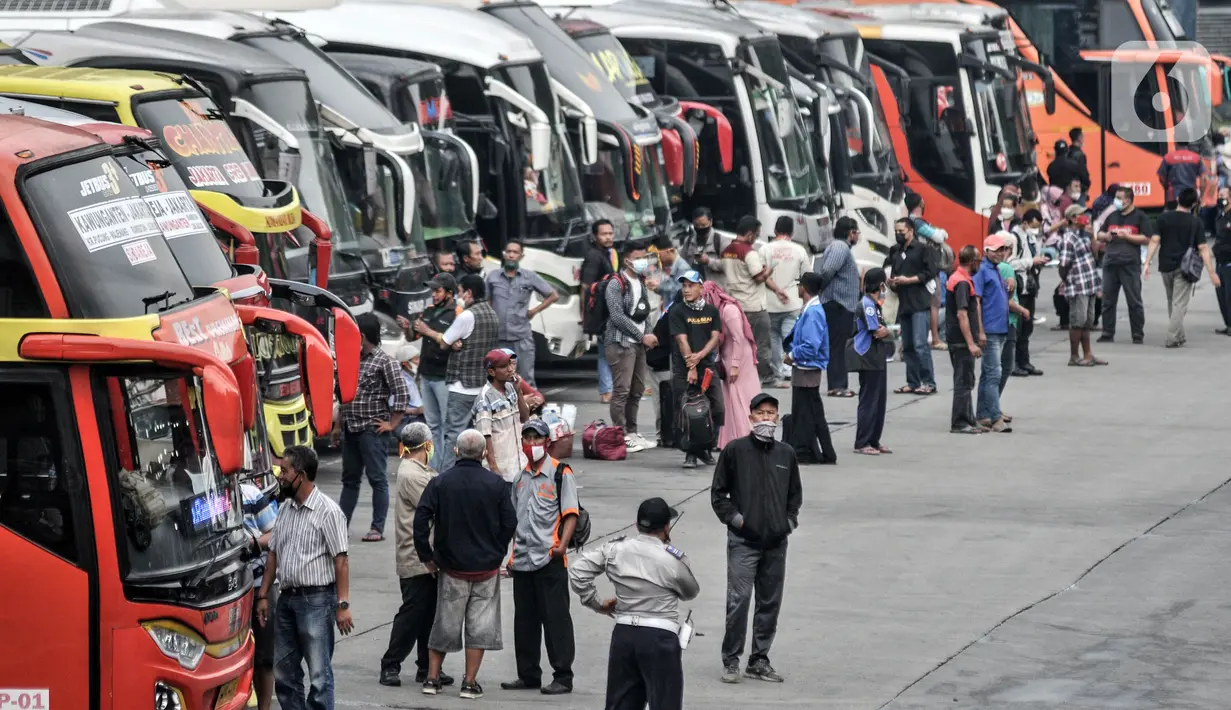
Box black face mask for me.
[895,232,907,246]
[277,474,300,502]
[695,226,711,243]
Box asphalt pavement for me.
[299,269,1231,710]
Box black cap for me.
[749,393,779,411]
[426,272,457,292]
[636,497,678,531]
[521,419,550,437]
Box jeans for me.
[721,532,787,668]
[746,310,775,384]
[854,369,887,449]
[275,588,336,710]
[1161,270,1195,346]
[597,340,613,395]
[498,336,537,386]
[339,429,390,534]
[768,311,798,380]
[1101,262,1145,340]
[1216,263,1231,329]
[899,310,936,389]
[420,377,449,471]
[976,333,1005,423]
[822,301,854,392]
[381,574,437,678]
[512,558,576,687]
[999,324,1016,396]
[949,346,977,430]
[438,391,478,472]
[606,342,646,433]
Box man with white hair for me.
[414,429,517,700]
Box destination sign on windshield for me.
[573,33,655,107]
[134,97,266,196]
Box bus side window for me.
[0,205,48,318]
[0,379,79,563]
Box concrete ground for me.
[297,270,1231,710]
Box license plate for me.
[215,678,240,709]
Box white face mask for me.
[1069,191,1082,200]
[999,208,1015,220]
[1027,227,1040,236]
[529,445,545,462]
[631,258,650,275]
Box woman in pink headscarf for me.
[704,280,759,448]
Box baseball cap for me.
[484,348,515,369]
[984,233,1011,252]
[1064,204,1088,218]
[521,419,550,437]
[637,497,678,531]
[677,270,704,284]
[426,272,457,292]
[750,392,779,411]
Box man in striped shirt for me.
[257,446,353,710]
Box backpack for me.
[677,385,715,452]
[583,419,626,461]
[582,273,626,335]
[554,461,591,549]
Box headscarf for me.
[702,281,757,363]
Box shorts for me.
[428,573,503,653]
[1069,295,1097,330]
[251,582,279,668]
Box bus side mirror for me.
[200,362,246,476]
[530,122,552,173]
[333,307,361,404]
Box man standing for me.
[687,207,720,282]
[457,239,486,277]
[474,348,530,481]
[886,218,938,395]
[712,393,802,684]
[1008,210,1048,376]
[1046,139,1070,189]
[337,313,410,542]
[604,243,658,454]
[581,219,619,403]
[904,192,949,244]
[784,273,836,465]
[503,419,579,696]
[487,239,558,385]
[708,215,788,387]
[414,429,518,700]
[1066,127,1090,195]
[1059,204,1109,367]
[667,270,723,469]
[649,234,692,310]
[762,216,811,385]
[569,498,699,710]
[815,216,861,397]
[1145,188,1220,348]
[256,446,353,710]
[1157,141,1205,208]
[1097,186,1153,344]
[944,246,984,434]
[973,234,1012,433]
[398,273,457,470]
[379,423,454,688]
[1213,186,1231,334]
[436,274,500,471]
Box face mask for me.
[895,233,907,246]
[523,443,546,462]
[1027,227,1040,236]
[1221,199,1229,210]
[277,474,299,502]
[1069,191,1082,200]
[1113,198,1125,211]
[631,258,650,275]
[502,258,518,271]
[752,420,777,442]
[1000,208,1015,221]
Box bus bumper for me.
[115,627,254,710]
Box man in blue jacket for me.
[783,273,835,464]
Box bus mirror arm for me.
[1005,54,1056,115]
[299,208,333,290]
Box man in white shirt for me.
[434,274,500,471]
[761,216,810,382]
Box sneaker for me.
[721,665,742,684]
[633,433,657,450]
[459,680,483,700]
[698,451,716,466]
[379,668,400,687]
[416,671,454,686]
[624,436,647,454]
[1010,368,1031,377]
[745,660,784,683]
[421,678,443,696]
[1097,334,1114,343]
[682,455,698,469]
[1132,336,1144,345]
[540,681,572,695]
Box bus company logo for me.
[170,313,243,349]
[1110,42,1211,144]
[80,162,122,198]
[203,609,219,625]
[265,211,298,230]
[128,168,157,190]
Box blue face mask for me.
[1113,198,1125,211]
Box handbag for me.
[845,299,887,372]
[1180,219,1205,283]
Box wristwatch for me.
[338,600,350,611]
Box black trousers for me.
[1216,263,1231,328]
[949,346,977,430]
[512,558,575,687]
[854,369,887,449]
[1016,293,1035,368]
[606,625,683,710]
[788,386,837,464]
[380,574,437,676]
[999,324,1016,396]
[1101,262,1145,340]
[823,301,854,391]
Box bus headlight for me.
[154,682,185,710]
[143,620,207,670]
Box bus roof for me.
[0,64,185,104]
[0,113,109,177]
[535,0,773,50]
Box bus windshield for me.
[412,143,473,241]
[967,37,1034,179]
[573,29,657,107]
[23,154,196,319]
[742,40,822,204]
[106,374,244,581]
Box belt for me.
[280,584,334,597]
[614,615,680,634]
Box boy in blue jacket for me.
[783,273,836,464]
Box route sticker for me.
[0,690,48,710]
[67,197,161,252]
[122,239,158,266]
[144,191,209,240]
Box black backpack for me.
[555,462,591,549]
[582,273,626,335]
[677,384,715,452]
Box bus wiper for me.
[185,526,254,590]
[142,291,176,314]
[121,136,172,167]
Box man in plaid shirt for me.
[336,313,412,542]
[1058,204,1108,367]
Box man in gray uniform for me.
[569,498,700,710]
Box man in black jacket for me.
[581,219,618,403]
[710,393,802,686]
[413,429,517,700]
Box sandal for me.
[1091,358,1109,366]
[828,389,856,398]
[894,385,917,394]
[1068,358,1093,367]
[854,446,880,455]
[362,530,384,542]
[876,445,893,454]
[915,385,937,395]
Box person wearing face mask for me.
[1059,178,1087,213]
[398,273,458,469]
[1096,186,1153,344]
[486,239,558,387]
[604,243,659,454]
[380,423,454,689]
[886,218,939,395]
[582,219,619,403]
[687,207,722,284]
[256,445,353,710]
[437,274,500,471]
[782,273,836,465]
[988,194,1021,236]
[711,393,801,685]
[1008,210,1050,376]
[850,269,893,455]
[503,419,579,696]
